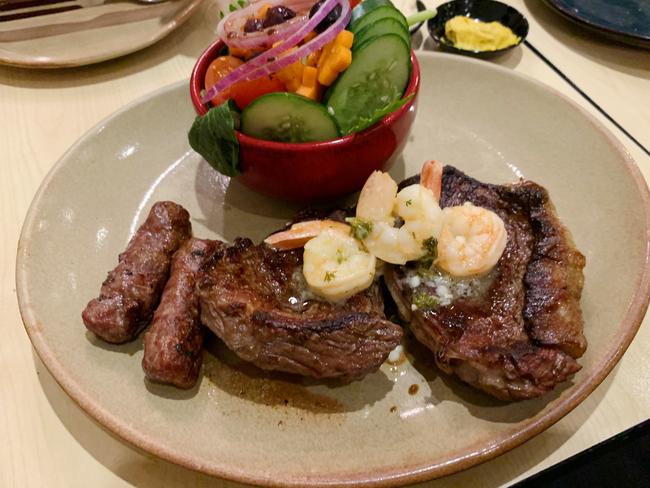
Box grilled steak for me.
[142,238,223,389]
[197,238,403,381]
[385,166,586,400]
[82,201,192,343]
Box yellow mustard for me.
[444,15,520,51]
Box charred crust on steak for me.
[197,238,403,381]
[386,166,587,401]
[251,310,384,333]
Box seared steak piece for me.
[197,238,403,381]
[142,238,223,389]
[82,201,192,343]
[386,166,586,401]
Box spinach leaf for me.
[188,100,240,177]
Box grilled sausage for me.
[82,201,192,343]
[142,238,222,389]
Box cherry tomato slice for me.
[229,76,287,110]
[204,55,245,106]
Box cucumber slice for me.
[353,17,410,48]
[349,5,408,34]
[241,93,340,143]
[326,34,411,135]
[349,0,395,25]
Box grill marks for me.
[196,239,403,381]
[386,166,587,400]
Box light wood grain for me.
[1,1,649,487]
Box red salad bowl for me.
[190,39,420,201]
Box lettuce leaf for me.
[188,100,240,177]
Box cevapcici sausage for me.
[142,238,222,389]
[82,201,192,343]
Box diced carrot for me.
[276,59,304,92]
[296,84,322,100]
[336,30,354,49]
[306,49,321,67]
[318,44,352,86]
[315,30,354,86]
[296,66,322,100]
[302,66,318,86]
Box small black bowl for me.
[427,0,529,56]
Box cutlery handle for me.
[0,1,83,21]
[0,0,75,11]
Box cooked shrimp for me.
[436,202,507,277]
[355,170,443,265]
[356,170,397,223]
[420,160,443,203]
[303,229,376,301]
[264,219,350,250]
[395,183,443,243]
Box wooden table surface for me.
[2,1,649,486]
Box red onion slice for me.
[202,0,342,105]
[217,0,315,50]
[237,0,350,82]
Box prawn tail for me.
[421,160,443,203]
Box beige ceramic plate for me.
[17,53,650,486]
[0,0,203,68]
